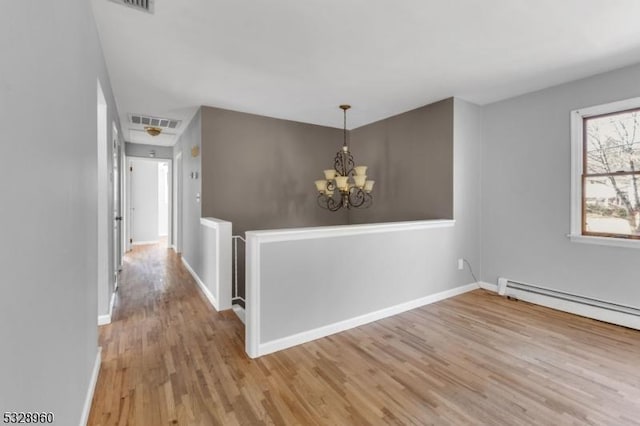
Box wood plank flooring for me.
[88,243,640,425]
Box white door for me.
[129,159,160,245]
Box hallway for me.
[88,244,640,425]
[88,243,247,425]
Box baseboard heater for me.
[496,277,640,330]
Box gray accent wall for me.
[125,142,173,159]
[0,1,121,424]
[174,111,203,278]
[200,106,349,230]
[349,98,454,224]
[196,101,460,303]
[200,106,349,301]
[481,63,640,305]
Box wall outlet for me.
[458,258,464,270]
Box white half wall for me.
[180,217,233,312]
[244,220,485,358]
[200,218,232,311]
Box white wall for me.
[453,98,483,285]
[0,1,122,424]
[173,110,203,277]
[481,63,640,305]
[125,142,173,159]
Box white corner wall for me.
[200,218,232,310]
[481,63,640,305]
[173,110,203,279]
[0,1,122,424]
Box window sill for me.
[567,234,640,249]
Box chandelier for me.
[315,105,374,211]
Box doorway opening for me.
[97,81,113,325]
[126,157,172,248]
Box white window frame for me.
[569,96,640,249]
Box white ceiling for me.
[92,0,640,146]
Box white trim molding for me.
[255,282,479,358]
[245,219,455,243]
[131,240,160,246]
[79,348,101,426]
[567,234,640,249]
[246,232,261,357]
[97,292,116,326]
[182,256,219,311]
[477,281,498,292]
[232,305,245,324]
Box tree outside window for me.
[584,109,640,238]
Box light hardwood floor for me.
[88,243,640,425]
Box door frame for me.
[173,151,182,253]
[112,123,122,290]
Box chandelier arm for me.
[318,193,345,211]
[327,194,344,211]
[348,187,366,208]
[317,194,328,209]
[348,188,373,209]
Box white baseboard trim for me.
[478,281,498,292]
[98,314,110,325]
[79,347,101,426]
[132,240,159,246]
[97,292,116,326]
[257,282,480,357]
[232,305,245,324]
[182,257,219,311]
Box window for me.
[571,97,640,247]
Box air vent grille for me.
[129,114,180,129]
[109,0,154,14]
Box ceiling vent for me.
[109,0,154,14]
[129,114,181,129]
